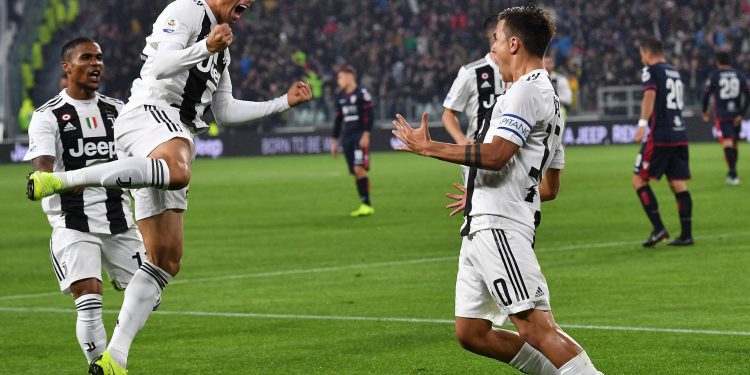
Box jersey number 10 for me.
[666,78,684,110]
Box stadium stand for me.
[7,0,750,132]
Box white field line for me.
[0,306,748,337]
[1,231,748,302]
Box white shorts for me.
[455,225,551,326]
[49,226,147,294]
[115,105,193,220]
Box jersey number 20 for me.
[666,78,684,110]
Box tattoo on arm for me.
[464,144,482,168]
[474,144,482,169]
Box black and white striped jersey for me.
[443,54,504,140]
[461,69,565,235]
[24,90,133,234]
[122,0,229,135]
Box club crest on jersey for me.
[61,113,72,121]
[84,116,98,130]
[481,72,490,80]
[350,95,357,104]
[81,116,107,138]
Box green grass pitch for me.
[0,143,748,374]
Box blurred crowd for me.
[32,0,750,124]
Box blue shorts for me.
[342,137,369,175]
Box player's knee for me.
[165,161,190,189]
[353,166,367,179]
[516,319,557,349]
[631,175,647,190]
[455,328,483,352]
[70,278,102,298]
[454,320,490,352]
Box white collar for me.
[61,89,97,105]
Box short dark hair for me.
[337,64,357,77]
[497,6,556,58]
[716,51,731,65]
[640,37,664,55]
[61,37,98,61]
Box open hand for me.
[287,81,313,107]
[392,112,432,155]
[445,182,467,217]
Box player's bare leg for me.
[103,139,190,369]
[455,317,559,374]
[70,278,107,363]
[148,138,193,191]
[26,137,193,202]
[455,317,525,362]
[667,179,693,245]
[632,175,668,246]
[510,309,600,374]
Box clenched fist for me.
[206,24,233,53]
[287,81,313,107]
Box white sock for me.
[75,294,107,363]
[509,342,560,375]
[55,158,169,190]
[559,351,600,375]
[107,261,171,368]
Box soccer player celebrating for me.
[24,38,147,368]
[633,37,694,247]
[26,0,312,373]
[442,16,504,146]
[393,6,602,374]
[331,65,375,217]
[701,51,749,186]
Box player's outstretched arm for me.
[392,113,519,171]
[211,72,311,126]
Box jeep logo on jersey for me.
[69,139,116,159]
[196,53,224,85]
